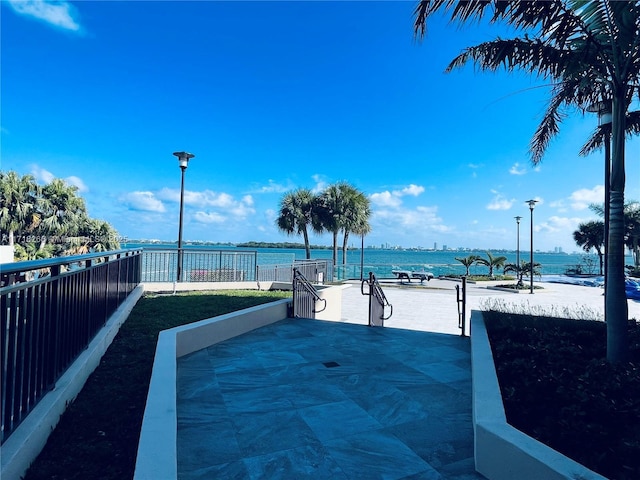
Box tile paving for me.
[176,278,640,479]
[177,317,483,479]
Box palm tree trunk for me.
[342,231,349,265]
[606,93,629,363]
[332,230,338,266]
[302,228,311,260]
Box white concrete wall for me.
[315,284,350,321]
[0,245,14,263]
[134,284,347,479]
[470,310,606,480]
[1,285,144,480]
[133,299,290,479]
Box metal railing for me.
[141,248,257,283]
[361,272,393,327]
[456,276,467,337]
[256,259,333,287]
[0,249,142,444]
[292,268,326,319]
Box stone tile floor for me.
[177,318,484,479]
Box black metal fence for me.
[0,249,142,444]
[141,248,257,283]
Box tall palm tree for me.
[414,0,640,363]
[315,182,350,266]
[275,188,316,259]
[477,251,507,278]
[573,220,605,275]
[339,185,371,265]
[0,171,39,246]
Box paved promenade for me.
[340,278,640,335]
[176,279,639,479]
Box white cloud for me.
[569,185,604,210]
[370,191,402,208]
[29,165,87,192]
[398,184,425,196]
[66,175,87,192]
[486,193,515,210]
[537,215,583,234]
[121,191,166,213]
[7,0,82,32]
[509,163,526,175]
[370,184,425,208]
[311,174,328,193]
[193,211,225,224]
[30,165,55,184]
[255,179,290,194]
[373,205,450,232]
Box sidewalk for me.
[176,279,639,479]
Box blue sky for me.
[3,1,639,253]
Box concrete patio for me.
[169,278,638,479]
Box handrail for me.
[293,268,326,313]
[0,248,141,275]
[361,272,393,325]
[370,272,393,320]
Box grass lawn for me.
[484,311,640,480]
[23,290,291,480]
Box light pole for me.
[587,101,612,301]
[515,216,522,286]
[174,151,195,283]
[526,200,538,294]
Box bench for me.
[411,271,434,283]
[392,270,434,284]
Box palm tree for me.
[275,189,316,259]
[314,182,350,266]
[339,185,371,265]
[504,261,541,286]
[36,178,87,252]
[0,171,39,246]
[573,221,605,275]
[414,0,640,363]
[477,251,507,278]
[455,254,480,276]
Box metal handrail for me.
[361,272,393,324]
[0,248,140,276]
[293,268,326,315]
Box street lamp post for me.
[526,200,538,294]
[174,151,195,283]
[515,216,522,286]
[587,101,612,302]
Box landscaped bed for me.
[483,309,640,480]
[22,290,291,480]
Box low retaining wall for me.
[134,283,348,479]
[1,285,145,480]
[470,310,606,480]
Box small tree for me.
[504,261,541,286]
[573,221,605,275]
[455,255,480,276]
[476,251,507,278]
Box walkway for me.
[176,278,639,479]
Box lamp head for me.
[526,199,538,210]
[515,216,522,223]
[586,101,612,126]
[173,151,195,169]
